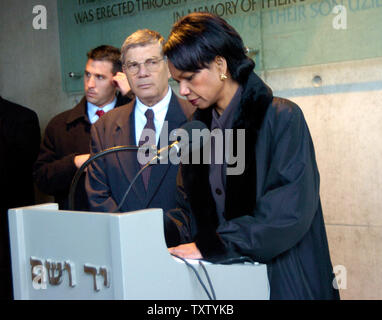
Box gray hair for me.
[120,29,165,66]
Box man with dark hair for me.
[87,45,123,74]
[34,45,133,211]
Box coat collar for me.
[111,100,146,204]
[225,72,273,220]
[193,72,273,131]
[114,90,191,136]
[66,96,88,125]
[66,93,130,125]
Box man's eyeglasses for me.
[123,57,166,75]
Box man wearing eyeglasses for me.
[85,30,194,245]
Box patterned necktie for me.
[138,109,156,190]
[96,109,105,118]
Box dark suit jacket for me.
[0,96,41,299]
[86,91,194,216]
[33,93,132,211]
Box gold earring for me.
[220,73,228,81]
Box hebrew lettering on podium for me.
[30,257,47,290]
[45,259,63,285]
[30,257,110,291]
[30,257,76,289]
[64,260,76,287]
[84,264,111,292]
[99,267,110,288]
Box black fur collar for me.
[182,72,273,260]
[193,72,273,130]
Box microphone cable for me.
[113,162,150,213]
[68,145,139,211]
[198,260,216,300]
[171,254,216,300]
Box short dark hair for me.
[164,12,255,84]
[87,45,122,74]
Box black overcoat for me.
[0,96,41,299]
[170,73,340,300]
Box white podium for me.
[8,204,269,300]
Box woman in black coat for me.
[164,12,340,300]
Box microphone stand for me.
[68,145,141,211]
[113,141,184,213]
[68,120,207,211]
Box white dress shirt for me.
[87,97,117,124]
[134,87,172,146]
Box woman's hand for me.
[168,242,203,260]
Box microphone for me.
[116,120,209,212]
[147,120,209,165]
